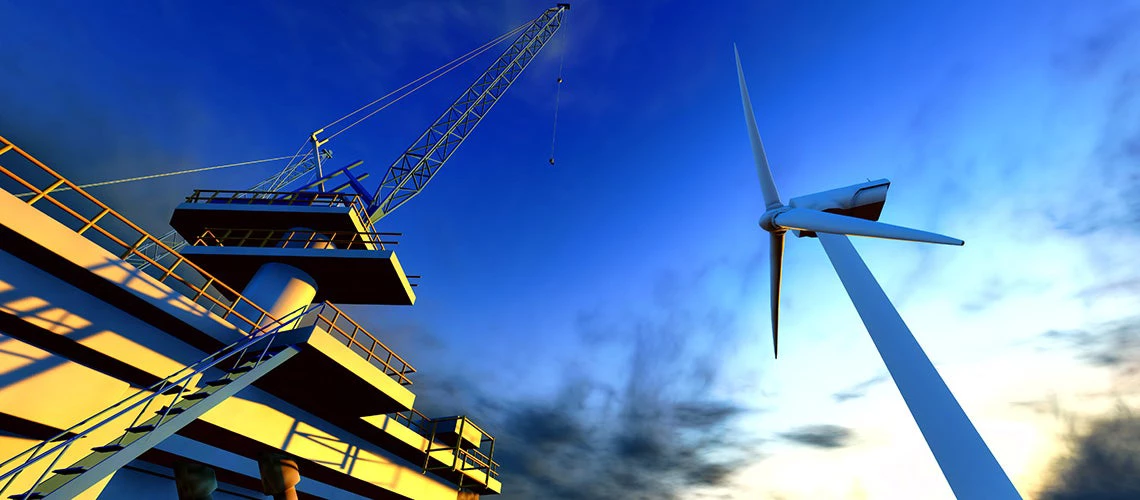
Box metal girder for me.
[251,149,332,193]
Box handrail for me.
[185,189,360,206]
[192,227,401,251]
[391,410,499,479]
[389,408,434,435]
[303,302,416,386]
[428,415,499,476]
[0,135,278,336]
[183,188,378,234]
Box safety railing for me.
[191,227,401,251]
[183,189,377,233]
[389,408,434,435]
[388,409,499,481]
[299,302,416,386]
[424,415,499,483]
[0,135,279,335]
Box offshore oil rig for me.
[0,4,568,499]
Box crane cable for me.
[273,18,533,181]
[12,155,300,198]
[548,57,564,166]
[13,20,534,197]
[549,21,568,166]
[320,19,532,142]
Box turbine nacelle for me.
[759,179,891,236]
[788,179,889,237]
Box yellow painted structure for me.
[0,136,500,498]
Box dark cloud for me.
[1034,317,1140,497]
[1037,404,1140,500]
[832,374,887,403]
[481,394,758,500]
[778,425,854,449]
[406,264,767,499]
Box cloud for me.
[1048,69,1140,238]
[406,262,768,499]
[1037,403,1140,499]
[1077,278,1140,301]
[832,374,887,403]
[1032,317,1140,496]
[1045,9,1140,239]
[1038,318,1140,382]
[778,425,854,449]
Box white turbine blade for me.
[770,231,784,359]
[734,44,782,209]
[816,232,1020,498]
[774,207,964,246]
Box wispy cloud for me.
[1038,318,1140,383]
[778,424,854,449]
[832,375,887,404]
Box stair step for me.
[205,378,233,387]
[183,391,211,400]
[91,444,125,453]
[52,466,87,475]
[155,406,185,416]
[227,364,254,374]
[161,385,189,396]
[9,492,44,499]
[125,424,156,433]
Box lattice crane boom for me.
[369,4,569,223]
[297,3,570,224]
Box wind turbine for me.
[734,46,1022,499]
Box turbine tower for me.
[734,46,1022,499]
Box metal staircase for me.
[0,305,316,500]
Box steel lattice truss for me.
[362,5,568,223]
[252,149,332,193]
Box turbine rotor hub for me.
[758,206,789,233]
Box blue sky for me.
[3,1,1140,498]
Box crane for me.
[293,3,571,225]
[133,3,568,269]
